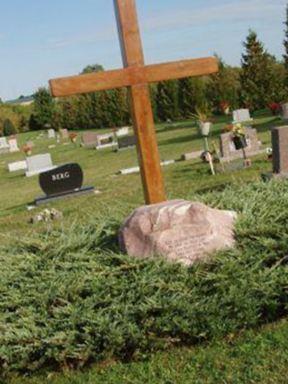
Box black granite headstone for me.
[35,163,94,205]
[118,136,137,150]
[40,163,83,196]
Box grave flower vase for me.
[233,136,247,150]
[200,122,211,137]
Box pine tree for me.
[3,118,16,136]
[156,80,179,121]
[240,30,277,110]
[32,88,55,129]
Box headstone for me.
[117,135,137,150]
[48,129,56,139]
[35,163,95,205]
[232,109,253,124]
[8,160,27,172]
[96,133,117,150]
[119,200,237,266]
[272,126,288,176]
[60,129,69,140]
[25,154,56,177]
[8,137,20,153]
[82,132,99,149]
[119,160,175,175]
[181,150,202,161]
[220,128,264,162]
[0,137,10,154]
[115,126,130,137]
[281,103,288,120]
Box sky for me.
[0,0,286,101]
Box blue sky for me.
[0,0,286,100]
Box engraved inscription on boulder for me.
[119,200,237,266]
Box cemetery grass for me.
[1,111,288,381]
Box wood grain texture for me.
[114,0,166,204]
[50,57,218,97]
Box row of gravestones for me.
[81,127,135,150]
[0,137,19,154]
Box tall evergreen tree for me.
[31,88,55,130]
[240,30,277,110]
[156,80,179,121]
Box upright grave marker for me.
[50,0,218,205]
[272,126,288,176]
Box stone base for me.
[119,200,237,266]
[261,172,288,182]
[35,186,95,205]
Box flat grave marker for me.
[8,160,27,172]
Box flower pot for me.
[233,136,247,150]
[200,122,211,137]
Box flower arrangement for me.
[225,123,247,150]
[22,143,33,156]
[268,102,281,116]
[220,101,230,115]
[69,132,78,143]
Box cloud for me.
[142,0,286,31]
[41,0,285,51]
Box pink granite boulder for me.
[119,200,237,266]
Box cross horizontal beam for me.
[50,57,218,97]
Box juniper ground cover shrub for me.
[1,181,288,375]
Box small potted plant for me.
[69,132,78,144]
[22,143,33,156]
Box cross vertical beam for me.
[114,0,166,204]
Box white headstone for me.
[8,160,27,172]
[96,133,117,150]
[8,138,19,153]
[25,154,56,177]
[116,127,130,137]
[0,137,10,153]
[48,129,56,139]
[232,109,253,124]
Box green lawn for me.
[1,112,288,383]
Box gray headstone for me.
[272,126,288,175]
[220,128,263,162]
[48,129,56,139]
[232,109,253,124]
[82,132,99,148]
[25,153,56,177]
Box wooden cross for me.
[49,0,218,205]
